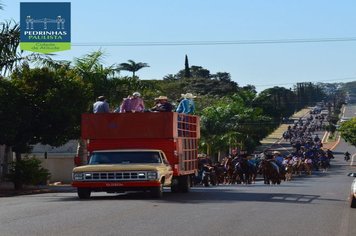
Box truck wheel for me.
[179,175,190,193]
[351,194,356,208]
[150,184,163,198]
[77,188,91,199]
[171,177,179,193]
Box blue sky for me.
[1,0,356,91]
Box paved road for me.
[1,105,355,236]
[1,153,355,236]
[342,103,356,118]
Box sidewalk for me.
[0,181,75,197]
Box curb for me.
[0,184,75,197]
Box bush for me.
[7,157,51,189]
[328,115,339,125]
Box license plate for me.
[105,183,123,187]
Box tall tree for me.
[73,50,119,102]
[184,54,191,78]
[0,21,21,75]
[10,65,91,151]
[119,59,149,78]
[254,86,297,119]
[200,93,271,158]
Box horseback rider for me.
[326,149,334,159]
[344,151,351,161]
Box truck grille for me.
[84,172,147,181]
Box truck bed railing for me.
[82,112,200,139]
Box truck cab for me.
[73,149,173,198]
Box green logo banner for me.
[20,2,71,54]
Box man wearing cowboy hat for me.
[151,95,173,112]
[93,95,110,113]
[176,92,196,114]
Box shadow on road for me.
[51,186,343,205]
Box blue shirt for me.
[176,98,195,114]
[275,156,284,165]
[93,101,109,113]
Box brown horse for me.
[259,159,283,185]
[303,160,313,175]
[222,157,236,184]
[292,159,304,176]
[284,163,293,181]
[213,163,226,185]
[234,158,257,184]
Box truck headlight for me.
[73,172,84,180]
[147,171,158,180]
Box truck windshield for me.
[89,151,162,165]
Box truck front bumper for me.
[72,180,161,188]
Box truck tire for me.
[351,194,356,208]
[77,188,91,199]
[150,184,163,198]
[178,175,190,193]
[171,177,180,193]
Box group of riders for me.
[195,112,345,186]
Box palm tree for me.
[0,21,21,75]
[0,19,43,76]
[118,59,149,78]
[73,50,120,100]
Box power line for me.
[71,37,356,47]
[254,77,356,87]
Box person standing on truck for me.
[117,95,132,113]
[151,96,173,112]
[120,92,145,113]
[93,96,110,113]
[176,93,196,114]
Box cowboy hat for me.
[97,96,106,101]
[154,95,168,100]
[181,93,197,99]
[132,92,141,97]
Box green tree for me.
[172,65,239,97]
[200,92,271,158]
[184,54,191,78]
[0,21,21,75]
[10,65,91,155]
[119,59,149,78]
[339,117,356,146]
[0,78,31,149]
[0,20,43,76]
[73,50,119,102]
[254,86,297,120]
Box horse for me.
[234,158,251,185]
[247,159,258,184]
[222,157,236,184]
[318,158,330,172]
[303,159,313,175]
[291,158,304,176]
[213,163,226,185]
[259,159,283,185]
[284,163,294,181]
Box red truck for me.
[72,112,200,198]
